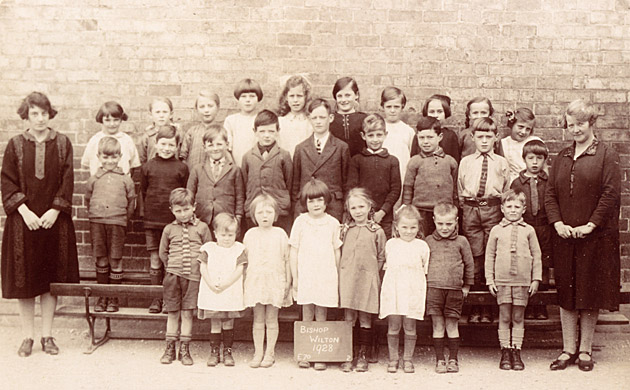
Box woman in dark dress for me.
[545,100,621,371]
[1,92,79,357]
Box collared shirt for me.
[457,151,510,203]
[159,217,212,281]
[81,130,141,176]
[313,132,330,152]
[510,170,548,227]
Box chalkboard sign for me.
[293,321,353,363]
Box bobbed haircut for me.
[433,202,458,219]
[362,113,386,134]
[416,116,442,135]
[562,99,598,128]
[471,117,498,135]
[522,139,549,159]
[501,189,526,206]
[506,107,535,130]
[96,101,128,123]
[149,97,173,112]
[380,86,406,108]
[307,98,333,115]
[212,212,239,234]
[465,97,494,128]
[97,136,121,156]
[394,204,421,225]
[332,76,359,99]
[278,75,312,116]
[254,109,279,132]
[17,91,58,120]
[155,124,179,144]
[195,90,220,109]
[169,187,194,207]
[202,124,228,144]
[249,194,279,225]
[234,78,263,101]
[345,187,374,213]
[300,178,332,208]
[422,94,452,119]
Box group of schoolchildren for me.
[81,75,552,374]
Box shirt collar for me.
[95,166,125,178]
[361,148,389,157]
[22,128,57,143]
[211,157,226,166]
[473,150,496,159]
[562,137,599,158]
[258,142,276,155]
[431,228,458,241]
[499,217,526,227]
[175,215,199,226]
[419,146,445,158]
[314,132,329,144]
[517,169,548,183]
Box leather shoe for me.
[577,351,594,372]
[18,338,34,357]
[550,351,577,370]
[41,337,59,355]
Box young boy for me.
[187,125,244,230]
[180,91,221,169]
[485,190,541,371]
[140,125,189,313]
[159,188,212,365]
[510,139,551,319]
[85,136,136,312]
[457,117,510,323]
[424,202,474,374]
[292,98,350,222]
[402,116,458,238]
[241,109,293,233]
[347,113,401,238]
[224,78,263,168]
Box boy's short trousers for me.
[90,222,126,259]
[163,272,200,312]
[425,287,464,318]
[496,285,529,306]
[144,228,164,252]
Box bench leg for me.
[84,316,111,355]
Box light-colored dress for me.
[224,112,257,168]
[278,112,313,158]
[243,227,292,308]
[500,135,542,184]
[197,241,247,319]
[289,213,342,307]
[384,120,415,181]
[339,222,386,314]
[379,238,430,320]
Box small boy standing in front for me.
[225,78,263,168]
[458,117,510,323]
[140,125,189,313]
[241,109,293,233]
[159,188,212,365]
[424,202,474,374]
[347,113,401,238]
[85,137,136,313]
[485,190,541,371]
[403,116,458,238]
[510,139,551,319]
[187,125,244,230]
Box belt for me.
[464,198,501,207]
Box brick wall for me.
[0,0,628,288]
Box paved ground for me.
[1,324,629,390]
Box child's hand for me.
[488,283,497,297]
[529,280,540,296]
[462,285,471,298]
[373,210,386,224]
[553,222,573,239]
[18,206,41,230]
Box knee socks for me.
[433,337,445,361]
[402,334,417,361]
[222,329,234,349]
[109,270,123,285]
[149,266,164,286]
[447,337,460,360]
[96,265,110,284]
[252,323,265,357]
[209,332,221,349]
[387,333,399,361]
[498,329,511,349]
[265,324,279,357]
[512,328,524,350]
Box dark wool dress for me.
[1,130,79,299]
[330,112,367,157]
[544,139,621,311]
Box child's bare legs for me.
[302,305,328,370]
[510,305,526,370]
[251,304,266,366]
[497,303,513,370]
[180,309,193,340]
[262,306,279,366]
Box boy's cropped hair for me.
[149,97,173,112]
[394,204,421,225]
[416,116,442,135]
[501,189,526,206]
[562,99,598,128]
[471,117,498,134]
[307,98,332,115]
[96,101,128,123]
[212,212,239,233]
[156,124,179,144]
[18,91,58,120]
[248,194,279,224]
[202,124,228,144]
[433,202,458,219]
[97,136,122,156]
[380,86,406,107]
[362,113,386,134]
[421,94,451,118]
[254,109,279,131]
[195,90,220,108]
[234,78,263,101]
[169,187,194,207]
[300,178,332,208]
[522,139,548,160]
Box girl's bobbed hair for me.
[17,91,58,120]
[506,107,535,129]
[96,101,128,123]
[212,212,240,234]
[249,194,279,225]
[278,75,312,116]
[332,76,359,99]
[562,99,598,128]
[465,97,494,128]
[345,187,374,213]
[422,94,452,119]
[300,178,331,208]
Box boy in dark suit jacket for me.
[292,98,350,221]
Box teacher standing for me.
[545,99,621,372]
